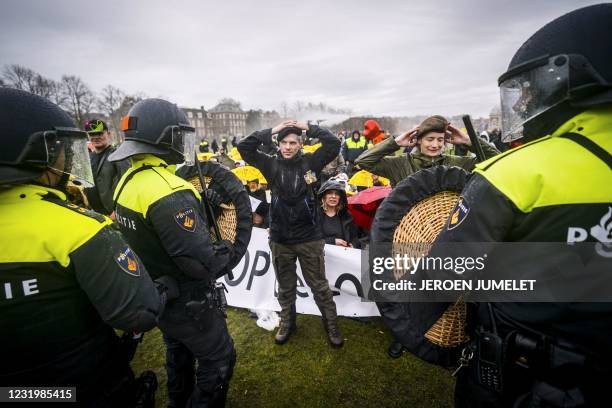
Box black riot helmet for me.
[498,4,612,142]
[108,98,196,165]
[0,88,94,187]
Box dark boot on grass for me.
[274,321,296,344]
[275,304,296,345]
[322,317,343,348]
[388,340,405,358]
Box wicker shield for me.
[176,160,253,269]
[370,165,470,350]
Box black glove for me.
[213,239,234,257]
[204,188,223,208]
[212,240,235,279]
[155,275,179,303]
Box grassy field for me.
[131,308,455,407]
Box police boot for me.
[387,340,405,359]
[321,316,344,348]
[275,304,296,345]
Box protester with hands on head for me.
[238,118,344,348]
[355,115,500,187]
[395,123,475,154]
[357,115,500,359]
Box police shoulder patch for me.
[115,246,141,277]
[447,196,470,231]
[174,207,196,232]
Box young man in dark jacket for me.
[238,120,344,347]
[83,119,130,216]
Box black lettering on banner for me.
[332,273,364,298]
[247,250,271,290]
[225,250,250,287]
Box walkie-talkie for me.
[477,330,503,391]
[477,304,503,391]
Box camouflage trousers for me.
[269,239,338,322]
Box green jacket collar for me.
[410,150,445,168]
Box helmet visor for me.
[182,130,196,166]
[170,126,196,165]
[499,55,570,142]
[46,128,94,187]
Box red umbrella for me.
[347,186,392,230]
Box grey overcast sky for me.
[0,0,603,118]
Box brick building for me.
[182,99,248,143]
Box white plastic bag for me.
[250,309,280,331]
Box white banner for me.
[220,228,380,317]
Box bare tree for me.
[60,75,96,125]
[47,81,67,107]
[98,85,126,135]
[2,64,64,103]
[245,109,263,134]
[116,92,146,118]
[280,101,289,119]
[107,92,147,142]
[2,64,36,91]
[292,100,305,116]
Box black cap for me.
[277,126,303,142]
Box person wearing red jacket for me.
[363,119,386,145]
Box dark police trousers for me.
[158,283,236,408]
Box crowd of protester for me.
[188,117,500,254]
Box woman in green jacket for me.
[355,115,500,187]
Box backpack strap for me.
[560,133,612,170]
[113,165,160,209]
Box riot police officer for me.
[0,88,164,407]
[413,4,612,407]
[108,98,236,407]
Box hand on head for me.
[445,124,471,146]
[394,126,419,147]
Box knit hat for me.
[417,115,449,139]
[363,119,381,141]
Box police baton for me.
[194,152,235,280]
[462,115,486,163]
